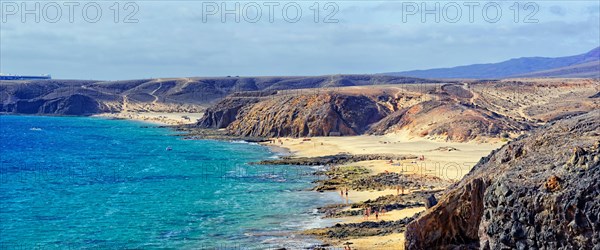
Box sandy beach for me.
[263,131,504,181]
[264,132,506,249]
[93,112,204,126]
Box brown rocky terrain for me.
[196,79,597,142]
[196,88,409,137]
[366,99,529,141]
[404,110,600,249]
[469,79,599,123]
[228,93,391,137]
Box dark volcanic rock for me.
[306,213,422,239]
[196,97,261,128]
[5,94,102,115]
[405,110,600,250]
[350,172,451,191]
[253,153,415,166]
[43,94,101,115]
[424,194,437,209]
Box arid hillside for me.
[0,75,431,115]
[196,79,598,141]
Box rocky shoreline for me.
[173,126,271,142]
[251,153,417,166]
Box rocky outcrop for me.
[306,213,422,239]
[198,93,391,137]
[404,110,600,249]
[253,153,415,166]
[350,172,451,191]
[2,94,104,115]
[196,97,261,128]
[232,93,387,137]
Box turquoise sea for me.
[0,115,340,249]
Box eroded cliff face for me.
[196,97,261,129]
[405,110,600,249]
[197,93,391,137]
[1,94,105,115]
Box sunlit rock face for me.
[405,110,600,250]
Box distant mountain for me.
[512,60,600,78]
[385,47,599,79]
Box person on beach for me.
[340,189,344,197]
[364,209,368,220]
[397,184,405,195]
[381,208,386,216]
[375,209,379,220]
[345,187,348,198]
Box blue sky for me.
[1,1,599,80]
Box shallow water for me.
[0,115,340,249]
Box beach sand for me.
[344,233,407,250]
[341,206,426,224]
[263,131,504,181]
[267,132,504,249]
[93,112,204,126]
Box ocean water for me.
[0,115,340,249]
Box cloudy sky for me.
[1,1,598,80]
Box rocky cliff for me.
[1,94,107,115]
[197,92,391,137]
[404,110,600,249]
[196,97,262,129]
